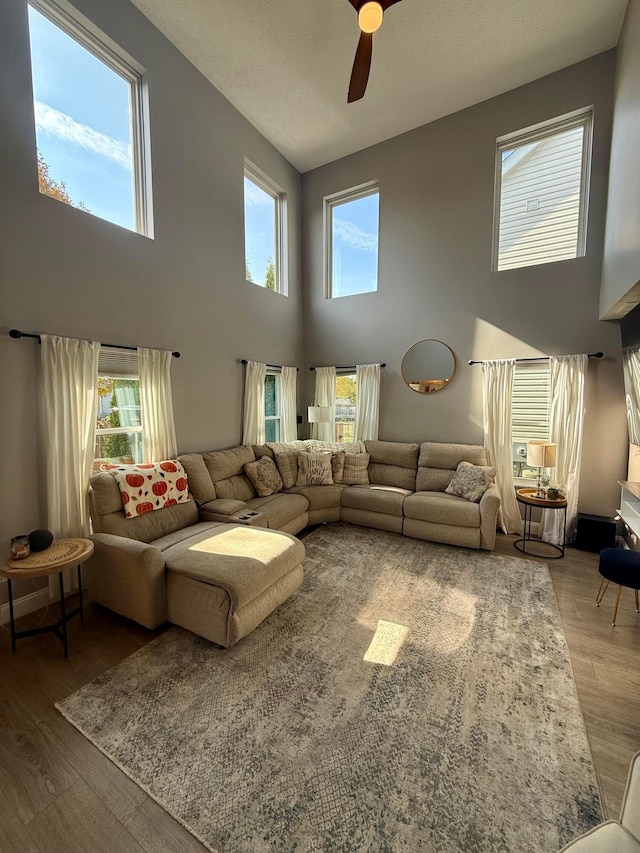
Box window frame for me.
[492,107,593,273]
[243,160,287,295]
[334,370,357,443]
[511,360,551,484]
[324,181,379,299]
[264,370,281,442]
[28,0,154,237]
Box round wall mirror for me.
[401,340,456,394]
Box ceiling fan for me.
[347,0,403,103]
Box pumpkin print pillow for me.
[105,460,190,518]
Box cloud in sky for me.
[244,178,274,207]
[34,101,132,170]
[333,218,377,253]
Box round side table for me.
[515,488,567,559]
[1,538,94,657]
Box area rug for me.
[56,524,601,852]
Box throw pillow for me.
[341,452,370,485]
[445,460,496,503]
[331,451,345,484]
[108,460,189,518]
[243,457,284,498]
[273,450,299,490]
[296,451,334,486]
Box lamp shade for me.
[527,440,557,469]
[308,406,332,424]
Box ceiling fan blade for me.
[347,31,373,103]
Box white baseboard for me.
[0,587,51,626]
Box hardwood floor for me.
[0,533,638,851]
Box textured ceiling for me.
[130,0,628,173]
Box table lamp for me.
[527,440,557,497]
[307,405,332,424]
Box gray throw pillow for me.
[445,460,496,502]
[243,457,284,497]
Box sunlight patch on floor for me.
[363,620,411,666]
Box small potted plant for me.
[546,483,565,501]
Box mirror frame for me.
[401,339,457,394]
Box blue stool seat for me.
[596,547,640,626]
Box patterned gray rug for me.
[57,524,601,852]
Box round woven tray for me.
[3,538,94,577]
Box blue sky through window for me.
[28,5,135,230]
[331,192,379,298]
[244,176,276,287]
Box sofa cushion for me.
[177,454,216,505]
[151,521,225,551]
[445,461,496,503]
[89,472,199,542]
[162,525,305,610]
[199,498,248,517]
[416,442,489,492]
[244,457,284,497]
[285,484,346,511]
[365,440,420,469]
[341,484,411,516]
[404,491,481,528]
[204,446,256,501]
[296,452,334,486]
[342,453,370,485]
[273,449,300,489]
[245,493,309,530]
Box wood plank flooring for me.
[0,533,638,851]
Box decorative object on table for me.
[527,440,557,497]
[56,524,601,853]
[596,547,640,627]
[546,483,565,501]
[10,535,30,560]
[515,487,568,559]
[28,528,54,552]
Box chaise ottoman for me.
[163,524,305,647]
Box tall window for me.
[244,162,286,293]
[512,361,550,479]
[27,0,152,235]
[494,109,592,271]
[264,372,280,442]
[335,373,357,442]
[95,349,143,468]
[325,183,379,298]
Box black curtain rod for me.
[468,352,604,365]
[309,363,386,371]
[241,359,299,372]
[9,329,181,358]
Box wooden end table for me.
[1,538,94,657]
[515,488,567,559]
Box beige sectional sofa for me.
[86,439,500,645]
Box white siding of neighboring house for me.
[497,126,585,271]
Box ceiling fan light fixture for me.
[358,1,383,33]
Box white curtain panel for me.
[314,366,336,442]
[355,363,380,441]
[243,360,267,445]
[41,334,100,596]
[623,346,640,446]
[278,365,298,443]
[138,347,177,461]
[481,359,523,535]
[541,354,587,546]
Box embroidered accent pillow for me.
[107,461,189,518]
[243,457,284,497]
[273,450,299,490]
[296,451,334,486]
[341,452,370,485]
[445,460,496,502]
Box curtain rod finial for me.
[9,329,23,339]
[172,351,181,358]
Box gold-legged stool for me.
[595,547,640,627]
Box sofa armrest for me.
[479,483,501,550]
[87,533,166,629]
[199,498,248,523]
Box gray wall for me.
[600,0,640,318]
[0,0,303,601]
[302,51,627,519]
